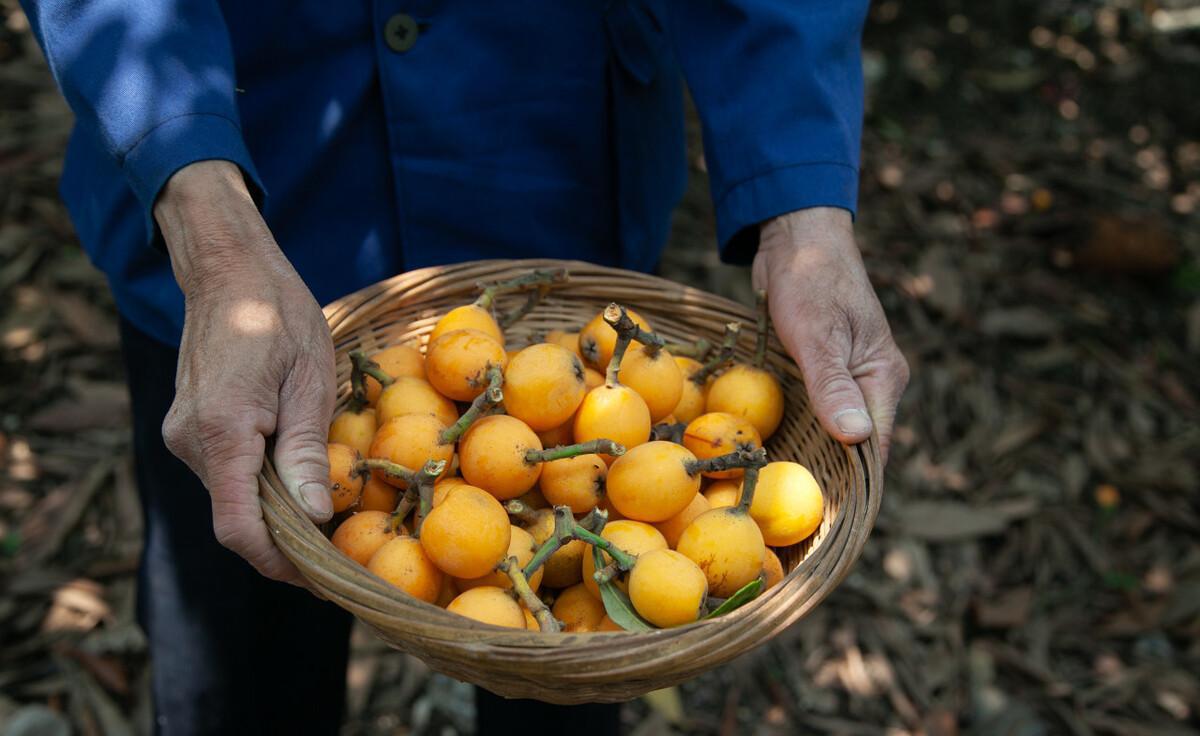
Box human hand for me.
[751,208,908,462]
[156,160,335,584]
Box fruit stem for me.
[348,356,369,413]
[498,557,561,633]
[475,268,570,310]
[602,303,666,357]
[735,448,769,513]
[592,560,622,586]
[350,350,393,389]
[522,505,629,579]
[603,303,635,387]
[663,338,712,361]
[691,322,741,385]
[577,506,608,533]
[650,421,686,444]
[572,525,638,571]
[502,499,543,526]
[390,487,418,532]
[498,286,548,329]
[523,506,576,578]
[414,483,434,539]
[683,447,766,477]
[753,290,770,369]
[359,458,418,483]
[525,439,625,464]
[438,366,504,445]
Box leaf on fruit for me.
[704,577,762,619]
[598,580,654,632]
[594,548,653,631]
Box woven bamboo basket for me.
[257,258,882,704]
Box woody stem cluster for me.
[522,506,636,580]
[498,556,561,633]
[438,366,504,445]
[475,268,569,310]
[690,322,742,385]
[349,350,394,389]
[753,289,770,369]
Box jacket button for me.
[384,14,419,53]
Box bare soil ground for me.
[2,1,1198,734]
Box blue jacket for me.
[23,0,867,347]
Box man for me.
[22,1,908,733]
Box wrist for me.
[154,161,279,296]
[155,160,253,222]
[760,207,854,254]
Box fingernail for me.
[834,409,873,437]
[298,481,332,520]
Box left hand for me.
[751,207,909,463]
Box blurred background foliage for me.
[1,1,1198,734]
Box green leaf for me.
[593,547,653,632]
[1171,262,1200,295]
[0,531,19,557]
[704,577,763,619]
[598,580,655,632]
[1103,571,1138,591]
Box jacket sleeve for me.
[20,0,263,240]
[663,0,870,262]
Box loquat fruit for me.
[605,441,702,522]
[703,479,742,509]
[368,414,454,487]
[670,356,709,424]
[359,475,401,513]
[429,304,504,345]
[579,307,652,370]
[653,492,712,548]
[539,454,606,514]
[425,328,508,402]
[376,375,459,428]
[331,510,403,566]
[628,549,708,627]
[536,420,575,449]
[445,586,526,629]
[552,583,607,632]
[327,407,377,458]
[503,343,587,431]
[545,330,584,360]
[419,485,511,579]
[746,461,824,547]
[328,442,365,513]
[366,536,444,603]
[762,547,785,590]
[706,365,785,441]
[455,526,544,593]
[619,346,684,422]
[682,412,762,480]
[363,344,426,405]
[676,507,765,598]
[581,520,667,600]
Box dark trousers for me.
[119,319,621,735]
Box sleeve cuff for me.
[120,113,266,246]
[715,161,859,265]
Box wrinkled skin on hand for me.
[752,207,909,462]
[156,161,336,586]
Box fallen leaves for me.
[893,498,1039,542]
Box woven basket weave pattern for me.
[258,259,882,704]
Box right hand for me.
[156,160,335,585]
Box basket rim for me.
[260,258,883,651]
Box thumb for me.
[796,344,874,446]
[273,359,335,523]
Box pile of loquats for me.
[323,270,825,633]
